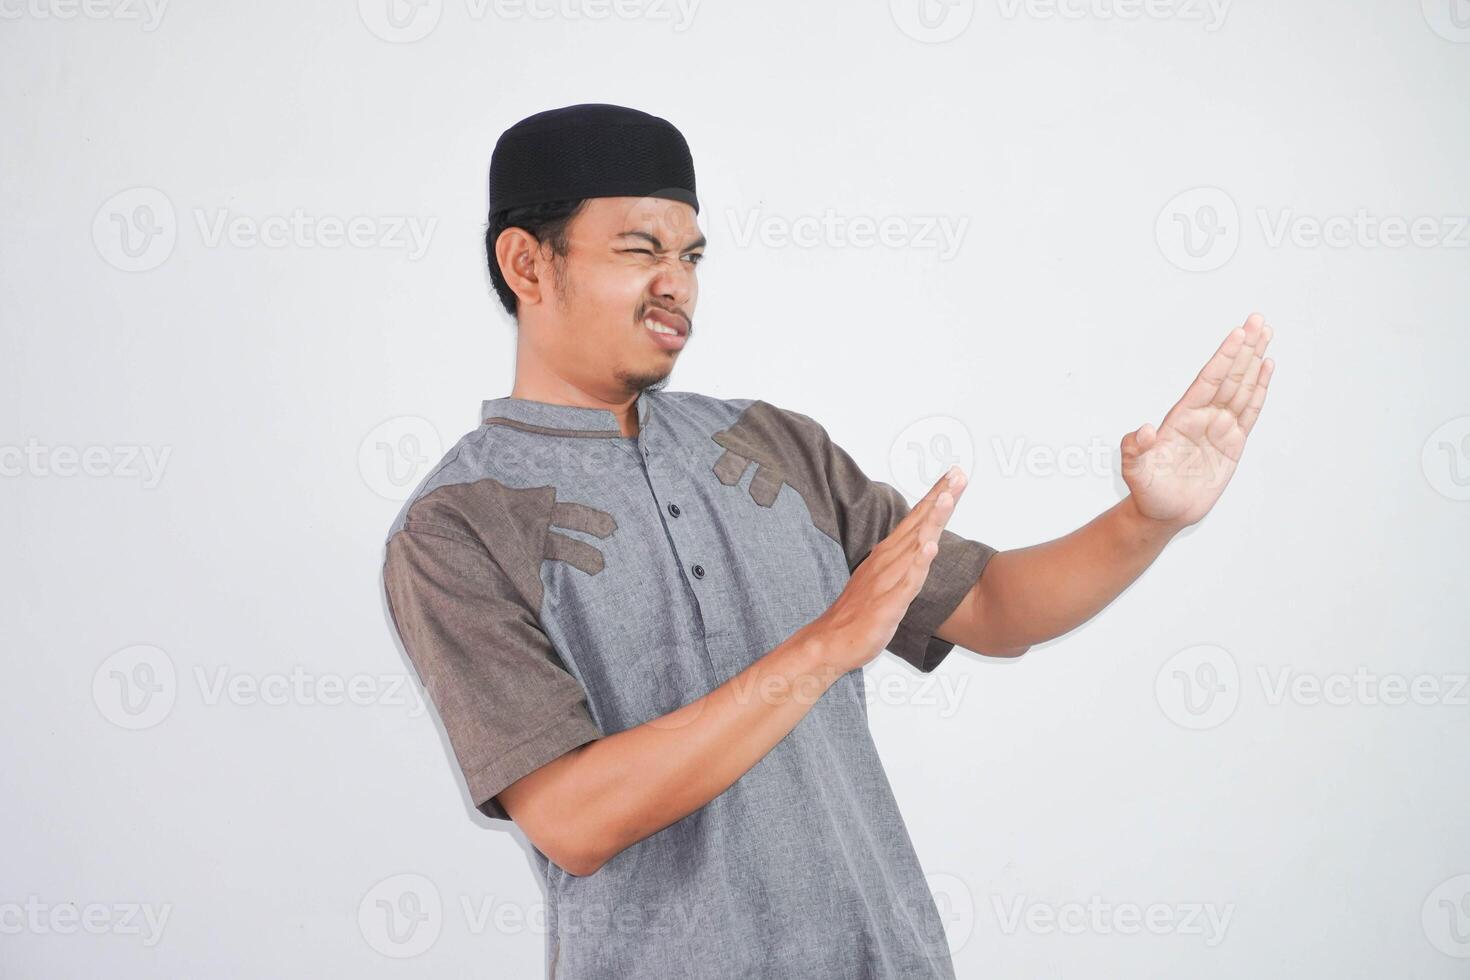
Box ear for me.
[495,226,550,309]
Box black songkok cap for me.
[488,103,699,217]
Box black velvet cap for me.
[488,103,699,217]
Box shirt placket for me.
[636,426,740,679]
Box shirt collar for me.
[481,389,654,434]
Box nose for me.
[648,256,695,309]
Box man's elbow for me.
[556,843,608,878]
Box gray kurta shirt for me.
[381,388,996,978]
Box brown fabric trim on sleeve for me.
[887,534,996,671]
[472,710,603,821]
[384,506,604,822]
[712,400,999,672]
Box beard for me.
[614,364,673,395]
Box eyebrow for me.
[615,230,707,252]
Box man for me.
[381,103,1275,978]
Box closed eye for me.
[621,248,705,265]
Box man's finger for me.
[1239,358,1275,436]
[888,464,965,540]
[1225,323,1272,416]
[1177,313,1261,411]
[1211,315,1266,408]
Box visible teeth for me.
[643,318,678,336]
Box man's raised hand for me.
[1121,311,1277,529]
[796,465,970,675]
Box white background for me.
[4,0,1469,976]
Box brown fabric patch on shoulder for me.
[403,478,620,594]
[545,500,618,575]
[710,401,842,537]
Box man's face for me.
[532,195,704,395]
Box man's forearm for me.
[517,627,842,876]
[946,494,1183,654]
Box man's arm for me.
[938,312,1277,657]
[500,467,966,876]
[936,494,1179,656]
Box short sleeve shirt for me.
[381,388,996,979]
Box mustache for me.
[639,303,692,335]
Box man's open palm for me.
[1121,312,1276,528]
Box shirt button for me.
[668,502,681,518]
[691,563,705,579]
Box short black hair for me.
[485,199,589,318]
